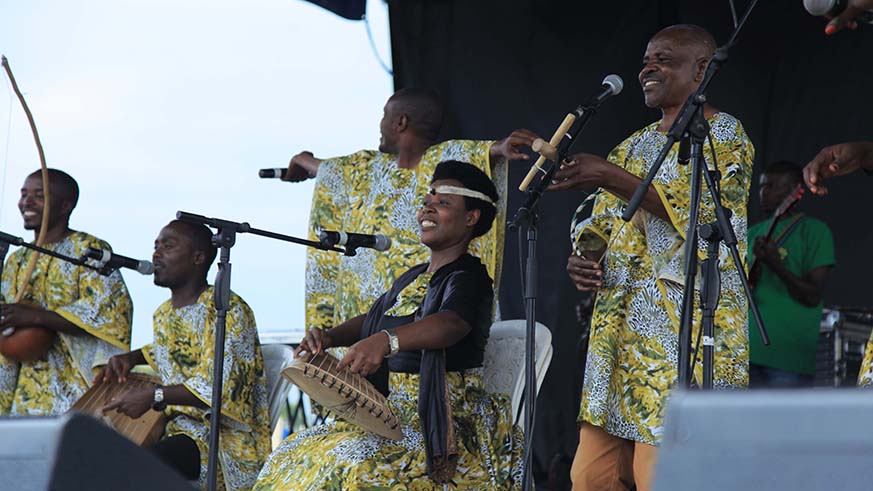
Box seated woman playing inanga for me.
[254,160,522,490]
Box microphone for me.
[519,74,624,191]
[586,74,625,106]
[318,231,392,252]
[804,0,873,23]
[84,247,154,275]
[259,168,287,179]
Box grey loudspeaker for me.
[0,413,192,491]
[654,389,873,491]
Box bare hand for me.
[803,141,873,196]
[337,332,389,376]
[753,237,781,269]
[547,153,612,192]
[294,328,333,357]
[824,0,873,34]
[101,386,153,419]
[282,151,322,182]
[567,254,603,292]
[0,303,45,328]
[490,129,539,161]
[94,352,136,384]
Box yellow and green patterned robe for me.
[857,340,873,387]
[305,140,507,331]
[0,231,133,415]
[255,260,522,490]
[142,287,270,491]
[572,113,753,445]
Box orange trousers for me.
[569,423,658,491]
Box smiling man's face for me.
[18,174,68,233]
[639,31,708,110]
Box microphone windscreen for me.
[374,234,392,251]
[139,261,155,275]
[804,0,837,16]
[602,74,624,96]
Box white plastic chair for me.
[261,343,297,432]
[482,320,553,428]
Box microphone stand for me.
[509,98,602,491]
[620,0,768,389]
[175,211,344,491]
[0,230,109,275]
[0,230,112,337]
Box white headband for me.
[429,185,496,206]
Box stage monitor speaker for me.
[654,389,873,491]
[0,412,193,491]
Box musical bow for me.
[1,55,52,306]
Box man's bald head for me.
[165,219,218,268]
[640,24,717,111]
[387,88,443,142]
[652,24,717,60]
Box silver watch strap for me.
[382,329,400,357]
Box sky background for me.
[0,0,393,349]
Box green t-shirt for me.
[748,215,835,374]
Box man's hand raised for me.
[490,129,540,161]
[803,141,873,196]
[824,0,873,35]
[282,151,323,182]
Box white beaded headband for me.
[429,185,496,206]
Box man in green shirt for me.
[749,161,835,387]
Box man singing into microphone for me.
[0,169,133,416]
[97,220,270,490]
[551,25,753,490]
[284,89,537,333]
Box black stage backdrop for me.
[388,0,873,488]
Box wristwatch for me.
[152,385,167,411]
[382,329,400,358]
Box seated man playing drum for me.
[254,160,522,490]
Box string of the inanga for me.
[0,79,13,222]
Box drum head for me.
[283,353,403,440]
